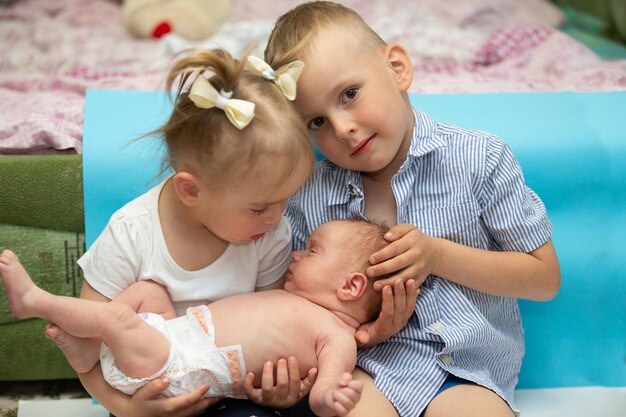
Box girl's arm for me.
[76,282,214,417]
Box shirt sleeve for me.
[478,136,553,253]
[254,216,292,288]
[285,196,310,251]
[77,211,144,299]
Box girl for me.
[48,48,316,417]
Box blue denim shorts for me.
[435,373,471,396]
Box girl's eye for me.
[308,117,325,131]
[342,87,358,104]
[252,208,267,216]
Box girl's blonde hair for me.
[264,1,386,69]
[153,48,313,190]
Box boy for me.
[0,219,391,417]
[264,2,561,416]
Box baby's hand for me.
[320,373,363,416]
[367,223,440,289]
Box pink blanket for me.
[1,0,625,155]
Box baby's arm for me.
[309,330,362,417]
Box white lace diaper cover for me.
[100,305,246,398]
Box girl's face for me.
[294,27,414,177]
[196,158,310,244]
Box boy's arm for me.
[309,330,363,417]
[369,137,560,301]
[370,226,560,301]
[432,236,561,300]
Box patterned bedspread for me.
[1,0,625,155]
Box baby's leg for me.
[113,280,177,320]
[0,250,46,319]
[423,383,514,417]
[0,250,170,378]
[45,323,102,373]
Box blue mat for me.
[83,89,626,389]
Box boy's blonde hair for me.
[153,48,313,190]
[264,1,386,69]
[338,219,391,321]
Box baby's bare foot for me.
[0,250,40,319]
[46,323,101,374]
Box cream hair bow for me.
[246,56,304,101]
[189,76,256,130]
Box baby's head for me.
[285,219,390,324]
[152,49,314,243]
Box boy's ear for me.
[337,272,368,301]
[172,172,201,207]
[385,43,414,91]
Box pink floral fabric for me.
[1,0,625,155]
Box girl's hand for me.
[355,279,419,347]
[244,356,317,408]
[367,224,440,289]
[129,378,217,417]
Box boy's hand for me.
[244,356,317,408]
[367,223,440,289]
[355,279,419,347]
[130,378,217,417]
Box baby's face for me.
[283,222,352,300]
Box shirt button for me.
[441,355,453,366]
[432,322,443,331]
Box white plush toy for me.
[123,0,231,40]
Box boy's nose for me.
[291,251,304,262]
[331,113,356,142]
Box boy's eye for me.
[342,87,358,103]
[308,117,325,131]
[251,208,267,216]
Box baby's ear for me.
[172,172,201,206]
[385,43,413,91]
[337,272,368,301]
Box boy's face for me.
[284,221,353,302]
[294,26,413,175]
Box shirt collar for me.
[323,108,445,206]
[407,108,447,159]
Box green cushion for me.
[0,155,84,233]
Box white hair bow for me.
[189,76,256,130]
[246,56,304,101]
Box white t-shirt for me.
[78,180,292,315]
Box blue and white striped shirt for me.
[285,108,552,416]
